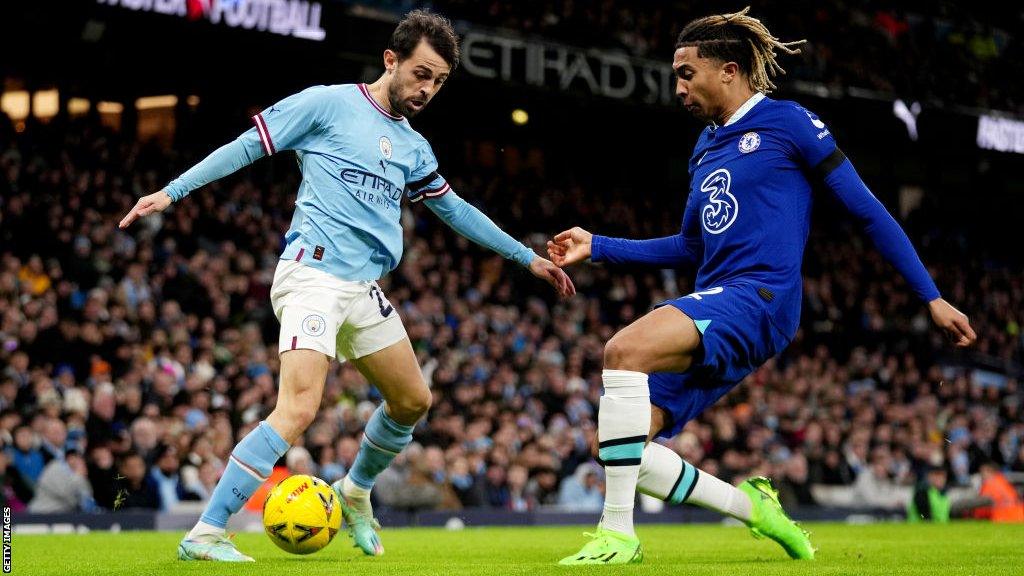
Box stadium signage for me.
[96,0,327,42]
[977,114,1024,154]
[461,31,675,105]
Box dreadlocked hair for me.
[676,6,805,93]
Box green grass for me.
[11,522,1024,575]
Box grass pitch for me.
[12,522,1023,575]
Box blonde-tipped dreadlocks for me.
[676,6,805,93]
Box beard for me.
[388,82,425,118]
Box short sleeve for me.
[251,85,330,155]
[405,142,450,202]
[782,102,838,169]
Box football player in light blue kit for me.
[548,7,976,565]
[119,10,574,562]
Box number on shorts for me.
[684,287,724,300]
[369,286,394,317]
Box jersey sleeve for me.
[251,85,330,155]
[591,187,703,267]
[405,141,450,202]
[781,102,838,169]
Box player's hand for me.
[119,190,172,229]
[928,298,976,348]
[529,256,576,298]
[546,227,593,268]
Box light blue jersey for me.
[165,83,535,281]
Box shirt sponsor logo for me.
[700,168,739,235]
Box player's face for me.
[673,46,727,123]
[385,39,451,117]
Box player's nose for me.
[675,79,688,99]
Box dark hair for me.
[676,6,803,93]
[389,9,460,72]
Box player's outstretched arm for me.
[119,86,328,230]
[547,225,700,269]
[117,133,265,229]
[423,190,575,298]
[822,156,976,347]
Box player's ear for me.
[721,61,739,84]
[383,49,398,73]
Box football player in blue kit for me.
[548,6,976,565]
[119,10,574,562]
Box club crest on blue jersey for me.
[301,314,327,337]
[700,168,739,234]
[378,136,393,159]
[738,132,760,153]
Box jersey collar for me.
[710,92,765,131]
[358,83,405,121]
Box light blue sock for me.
[199,421,289,528]
[348,405,414,490]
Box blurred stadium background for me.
[1,0,1022,535]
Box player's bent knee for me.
[388,388,432,424]
[603,335,643,371]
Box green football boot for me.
[739,476,816,560]
[558,527,643,566]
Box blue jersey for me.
[165,83,535,281]
[592,93,939,341]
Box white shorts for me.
[270,260,406,361]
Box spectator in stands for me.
[777,453,818,508]
[39,417,67,465]
[150,443,187,511]
[285,446,315,476]
[28,451,96,513]
[87,444,119,510]
[557,462,604,512]
[117,451,161,510]
[851,451,906,510]
[8,425,43,487]
[0,450,31,512]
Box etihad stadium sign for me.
[96,0,326,42]
[460,30,676,106]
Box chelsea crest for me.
[738,132,760,153]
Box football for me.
[262,475,343,555]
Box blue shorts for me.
[648,284,789,438]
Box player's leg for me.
[559,305,700,566]
[638,405,752,519]
[179,260,338,562]
[332,283,424,556]
[636,380,814,559]
[178,348,329,561]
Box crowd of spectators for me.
[0,102,1021,518]
[355,0,1023,114]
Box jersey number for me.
[684,287,724,300]
[369,286,394,318]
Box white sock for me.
[597,369,650,537]
[187,519,225,540]
[637,442,751,522]
[342,474,373,516]
[689,472,752,522]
